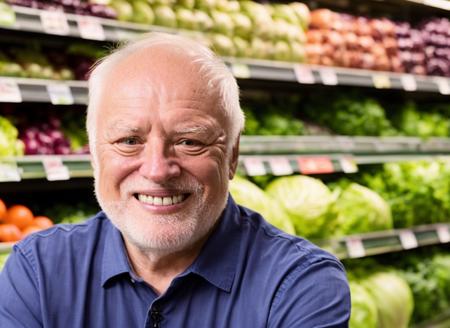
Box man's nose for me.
[138,140,181,183]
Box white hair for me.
[86,32,244,163]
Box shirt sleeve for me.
[0,246,42,328]
[268,257,351,328]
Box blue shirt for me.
[0,196,350,328]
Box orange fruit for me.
[4,205,34,230]
[0,224,22,242]
[21,225,42,239]
[33,216,54,229]
[0,199,6,222]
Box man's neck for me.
[124,237,208,295]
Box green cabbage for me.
[0,115,23,156]
[363,272,414,328]
[229,176,295,234]
[349,282,378,328]
[265,175,336,238]
[332,183,393,236]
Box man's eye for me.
[179,139,202,147]
[117,137,140,145]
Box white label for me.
[294,65,315,84]
[77,16,105,41]
[436,225,450,243]
[268,157,293,176]
[401,74,417,91]
[47,84,74,105]
[0,79,21,103]
[399,230,418,249]
[231,63,251,79]
[372,74,391,89]
[0,162,21,182]
[346,237,366,258]
[423,0,450,10]
[40,10,70,35]
[243,157,266,176]
[319,68,338,85]
[339,157,358,173]
[434,77,450,95]
[43,157,70,181]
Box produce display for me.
[346,249,450,327]
[307,9,402,72]
[363,160,450,228]
[0,115,24,156]
[0,42,104,80]
[0,198,54,242]
[5,0,117,18]
[0,105,89,155]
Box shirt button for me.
[130,278,135,283]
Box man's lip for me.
[132,190,190,197]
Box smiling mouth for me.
[134,193,189,206]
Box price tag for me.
[40,10,70,35]
[339,157,358,173]
[346,237,366,258]
[434,77,450,95]
[298,157,334,175]
[319,68,338,85]
[0,162,21,182]
[77,16,105,41]
[399,230,418,250]
[268,157,293,176]
[423,0,450,10]
[47,84,74,105]
[294,65,315,84]
[243,157,266,176]
[401,74,417,91]
[436,225,450,243]
[43,157,70,181]
[0,79,22,103]
[372,74,391,89]
[231,63,251,79]
[0,3,16,27]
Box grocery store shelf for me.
[227,59,450,94]
[0,155,92,181]
[3,136,450,181]
[1,5,449,95]
[0,76,88,104]
[318,223,450,259]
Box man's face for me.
[92,48,238,253]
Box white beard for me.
[94,175,228,256]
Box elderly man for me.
[0,33,350,327]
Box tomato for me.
[4,205,34,230]
[32,216,54,229]
[0,224,22,242]
[0,199,6,222]
[21,225,43,239]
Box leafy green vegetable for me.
[363,161,450,227]
[0,115,24,156]
[349,282,378,328]
[265,175,336,238]
[331,183,393,237]
[229,176,295,234]
[389,101,450,138]
[303,93,397,136]
[363,271,414,328]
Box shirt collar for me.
[187,195,242,293]
[100,195,243,292]
[101,215,132,287]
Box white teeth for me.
[138,194,185,206]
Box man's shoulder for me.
[14,212,109,256]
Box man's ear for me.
[228,135,240,180]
